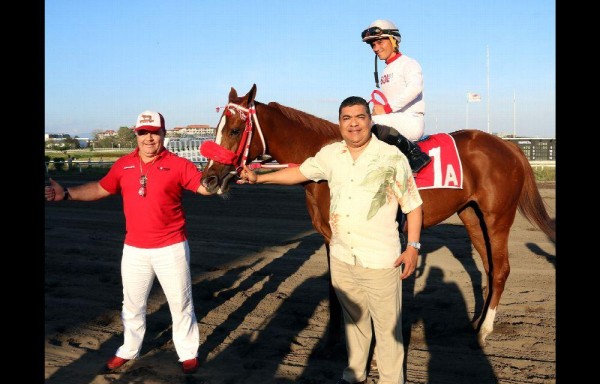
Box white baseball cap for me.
[134,110,165,132]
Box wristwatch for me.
[407,241,421,251]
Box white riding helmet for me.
[361,19,401,44]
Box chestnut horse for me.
[200,84,555,349]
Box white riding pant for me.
[372,111,425,141]
[116,240,199,362]
[331,256,405,384]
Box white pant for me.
[116,240,199,362]
[372,111,425,142]
[331,256,405,384]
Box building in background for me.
[45,133,90,149]
[169,124,215,137]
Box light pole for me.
[486,45,490,133]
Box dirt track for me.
[44,179,556,383]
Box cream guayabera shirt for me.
[299,135,423,269]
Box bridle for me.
[200,101,298,180]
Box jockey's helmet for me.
[361,19,401,45]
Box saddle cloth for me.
[414,133,463,190]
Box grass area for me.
[45,149,128,162]
[532,167,556,182]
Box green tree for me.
[89,129,104,150]
[116,126,136,148]
[91,129,103,141]
[96,137,116,148]
[64,137,81,149]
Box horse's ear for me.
[228,87,238,101]
[246,84,257,104]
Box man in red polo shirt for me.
[45,110,213,374]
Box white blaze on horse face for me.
[207,115,228,170]
[215,115,226,145]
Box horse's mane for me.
[267,102,341,139]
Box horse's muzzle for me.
[201,172,236,194]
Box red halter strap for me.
[199,102,298,181]
[200,102,261,172]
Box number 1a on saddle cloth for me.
[413,133,463,190]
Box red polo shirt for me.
[99,148,202,248]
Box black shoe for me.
[406,147,431,173]
[336,379,366,384]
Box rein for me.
[369,89,388,107]
[200,102,299,181]
[368,89,393,114]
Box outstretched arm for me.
[240,164,309,185]
[45,177,111,201]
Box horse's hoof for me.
[476,333,488,348]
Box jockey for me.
[362,19,431,172]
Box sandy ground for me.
[44,179,556,384]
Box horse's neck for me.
[257,101,343,166]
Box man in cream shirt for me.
[241,96,423,384]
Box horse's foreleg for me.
[479,227,511,345]
[460,207,513,346]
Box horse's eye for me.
[230,128,241,136]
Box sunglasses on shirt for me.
[139,175,147,197]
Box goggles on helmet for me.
[361,26,400,40]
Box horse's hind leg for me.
[303,184,341,354]
[324,244,342,356]
[458,207,511,346]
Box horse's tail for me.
[517,154,556,242]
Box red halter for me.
[200,102,298,181]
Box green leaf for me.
[367,183,388,220]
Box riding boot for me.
[371,124,431,173]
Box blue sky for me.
[45,0,555,139]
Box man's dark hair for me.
[339,96,371,118]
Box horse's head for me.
[200,84,265,195]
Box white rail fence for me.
[528,160,556,170]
